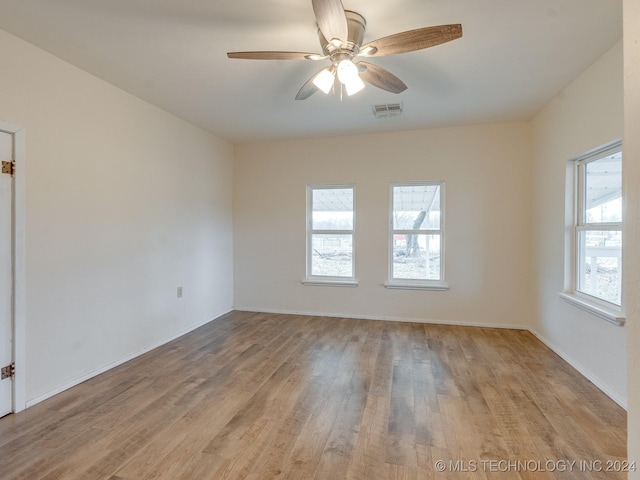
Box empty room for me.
[0,0,639,479]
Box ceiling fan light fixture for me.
[345,75,365,96]
[337,58,365,96]
[313,68,335,94]
[337,58,358,84]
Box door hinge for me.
[1,160,15,176]
[1,363,15,380]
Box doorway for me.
[0,129,13,417]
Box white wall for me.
[234,123,532,328]
[0,29,234,406]
[530,42,626,406]
[623,0,640,475]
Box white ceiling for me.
[0,0,622,143]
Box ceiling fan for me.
[227,0,462,100]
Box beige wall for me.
[624,0,640,475]
[0,29,234,405]
[234,123,532,328]
[530,42,626,406]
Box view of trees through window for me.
[306,182,446,284]
[391,183,443,282]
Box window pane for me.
[312,188,353,230]
[311,234,353,277]
[393,185,440,230]
[584,152,622,223]
[392,234,440,280]
[577,229,622,305]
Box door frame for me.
[0,121,26,413]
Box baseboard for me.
[25,309,232,409]
[233,306,529,330]
[528,328,627,410]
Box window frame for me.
[303,184,357,287]
[385,181,448,290]
[560,140,624,325]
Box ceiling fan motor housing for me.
[319,10,366,58]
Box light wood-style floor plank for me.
[0,311,628,479]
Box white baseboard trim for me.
[234,306,529,331]
[25,309,232,409]
[528,328,627,410]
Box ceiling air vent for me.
[372,103,403,119]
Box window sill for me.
[302,279,359,287]
[384,282,449,291]
[558,292,625,326]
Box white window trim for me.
[563,139,624,324]
[558,292,625,326]
[384,281,449,291]
[303,184,358,286]
[387,181,447,290]
[302,279,359,287]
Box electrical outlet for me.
[177,286,183,298]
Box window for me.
[386,182,447,289]
[304,185,356,285]
[560,141,624,324]
[574,143,622,306]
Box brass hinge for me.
[1,363,15,380]
[1,160,15,176]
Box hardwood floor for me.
[0,311,628,479]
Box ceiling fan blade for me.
[295,72,321,100]
[227,51,324,60]
[358,62,407,94]
[312,0,348,45]
[360,24,462,57]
